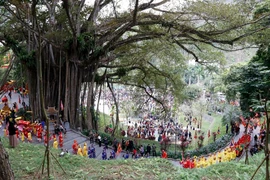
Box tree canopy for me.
[0,0,269,130]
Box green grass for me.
[205,113,226,145]
[1,137,267,180]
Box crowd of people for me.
[71,136,167,160]
[180,111,267,169]
[1,87,268,169]
[124,115,197,144]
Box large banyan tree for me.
[0,0,269,130]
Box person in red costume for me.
[59,132,64,148]
[72,140,78,154]
[185,157,193,168]
[15,130,19,139]
[37,128,42,142]
[161,150,168,158]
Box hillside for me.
[2,137,266,180]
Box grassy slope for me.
[178,112,225,149]
[2,138,266,180]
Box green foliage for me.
[0,0,5,6]
[77,33,94,59]
[251,46,270,69]
[81,129,90,137]
[183,84,202,101]
[116,68,126,77]
[224,62,270,113]
[222,104,242,125]
[5,36,36,69]
[187,134,233,158]
[253,0,270,45]
[108,38,186,114]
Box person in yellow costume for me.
[77,145,83,156]
[223,150,228,162]
[225,149,231,161]
[212,153,217,164]
[193,156,198,168]
[199,157,205,168]
[208,154,213,166]
[27,132,32,142]
[217,151,222,163]
[53,138,58,149]
[21,132,25,142]
[231,148,237,160]
[204,157,209,167]
[83,143,88,157]
[227,148,232,161]
[196,157,202,168]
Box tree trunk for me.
[80,82,87,129]
[86,82,94,130]
[245,148,249,165]
[26,69,39,121]
[265,102,269,180]
[181,150,185,161]
[93,82,102,130]
[107,81,119,137]
[64,55,70,126]
[95,84,102,130]
[63,57,81,129]
[0,139,15,180]
[69,63,81,128]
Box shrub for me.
[81,129,90,137]
[186,134,233,158]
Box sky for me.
[85,0,184,13]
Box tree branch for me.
[3,4,62,49]
[174,40,199,62]
[111,0,118,18]
[62,0,76,37]
[133,0,139,24]
[107,81,167,113]
[88,0,112,23]
[108,33,163,51]
[137,0,168,12]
